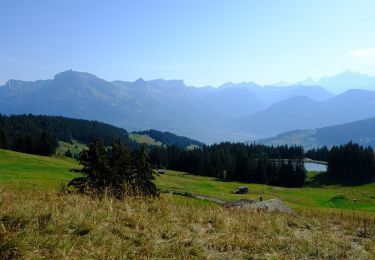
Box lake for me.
[304,162,327,172]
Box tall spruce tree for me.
[69,139,157,198]
[0,130,6,149]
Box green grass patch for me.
[129,133,162,146]
[56,140,87,157]
[0,149,79,190]
[1,149,375,212]
[186,144,200,150]
[154,170,375,212]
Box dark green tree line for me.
[0,114,131,155]
[328,142,375,182]
[305,146,330,161]
[150,142,306,187]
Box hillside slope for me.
[0,114,204,154]
[0,149,78,189]
[0,114,130,151]
[1,149,374,212]
[237,89,375,138]
[131,129,204,149]
[258,116,375,149]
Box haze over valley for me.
[2,69,375,144]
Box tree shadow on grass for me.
[305,173,372,187]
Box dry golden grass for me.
[1,189,374,259]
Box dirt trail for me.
[165,189,293,213]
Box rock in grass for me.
[242,198,293,213]
[225,198,293,214]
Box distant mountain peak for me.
[219,81,260,90]
[135,77,145,83]
[339,69,361,75]
[3,79,21,88]
[148,78,187,88]
[293,70,375,94]
[54,70,99,80]
[320,69,364,81]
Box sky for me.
[1,0,375,86]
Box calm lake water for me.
[304,162,327,172]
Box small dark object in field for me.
[74,227,91,236]
[157,169,166,174]
[235,186,248,194]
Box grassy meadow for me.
[56,140,87,157]
[129,133,162,146]
[0,148,374,258]
[155,171,375,212]
[0,149,78,190]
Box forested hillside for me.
[0,114,130,155]
[0,114,205,156]
[133,129,204,149]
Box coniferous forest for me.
[134,129,204,149]
[150,143,307,187]
[305,146,330,161]
[327,142,375,182]
[0,114,130,155]
[1,114,374,186]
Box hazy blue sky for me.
[1,0,375,86]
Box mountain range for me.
[257,116,375,149]
[293,70,375,94]
[1,70,375,144]
[234,89,375,137]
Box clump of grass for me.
[0,189,374,259]
[330,194,348,202]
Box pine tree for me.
[130,145,157,196]
[69,139,157,198]
[64,149,73,158]
[68,139,109,193]
[36,132,57,155]
[0,129,6,149]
